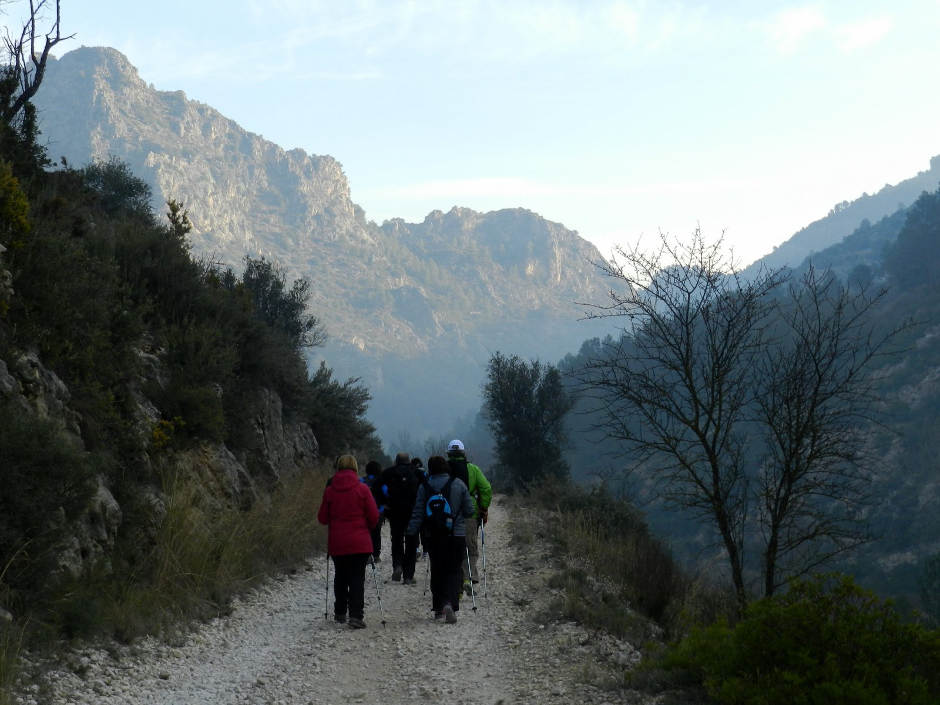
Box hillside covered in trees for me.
[0,19,386,669]
[548,186,940,610]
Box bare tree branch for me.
[2,0,74,123]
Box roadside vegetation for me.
[514,480,940,704]
[485,214,940,703]
[0,7,384,699]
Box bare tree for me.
[422,435,451,459]
[580,230,906,606]
[754,265,907,595]
[2,0,72,125]
[579,229,785,605]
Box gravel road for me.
[18,498,655,705]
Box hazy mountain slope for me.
[559,189,940,605]
[34,46,613,440]
[744,155,940,276]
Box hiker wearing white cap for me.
[445,439,492,594]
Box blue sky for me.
[15,0,940,265]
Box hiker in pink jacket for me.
[317,454,379,628]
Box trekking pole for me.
[465,545,477,611]
[369,555,387,628]
[480,523,487,598]
[324,553,330,620]
[423,553,430,596]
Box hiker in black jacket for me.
[378,452,420,583]
[411,457,429,559]
[362,460,385,561]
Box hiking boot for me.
[403,577,417,585]
[391,566,402,582]
[334,613,346,624]
[372,555,381,563]
[348,617,366,629]
[442,604,457,624]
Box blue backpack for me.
[423,476,456,537]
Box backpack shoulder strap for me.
[442,475,455,497]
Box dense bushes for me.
[664,574,940,705]
[0,148,382,643]
[1,154,381,457]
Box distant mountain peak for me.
[33,46,614,439]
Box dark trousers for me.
[389,516,419,579]
[427,534,466,613]
[370,517,383,558]
[332,553,368,619]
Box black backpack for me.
[422,476,456,537]
[447,456,470,488]
[385,464,417,511]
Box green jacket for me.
[466,461,492,517]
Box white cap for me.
[447,439,465,452]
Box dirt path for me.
[20,498,652,705]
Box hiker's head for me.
[395,451,410,465]
[428,456,449,475]
[411,457,424,469]
[446,439,465,457]
[335,454,358,472]
[365,460,381,476]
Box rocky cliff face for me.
[36,47,363,265]
[33,47,614,439]
[0,245,318,597]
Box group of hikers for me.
[317,440,492,628]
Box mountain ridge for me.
[745,154,940,276]
[33,46,613,440]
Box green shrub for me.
[665,574,940,705]
[0,400,96,604]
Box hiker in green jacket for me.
[446,439,492,594]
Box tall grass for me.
[3,460,332,660]
[0,620,26,705]
[100,462,331,641]
[522,478,733,639]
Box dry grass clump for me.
[0,462,332,701]
[520,478,734,640]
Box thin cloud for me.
[243,1,687,66]
[835,16,893,51]
[768,6,827,53]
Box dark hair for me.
[395,451,410,464]
[428,455,449,475]
[411,457,424,469]
[365,460,381,475]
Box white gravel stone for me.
[16,499,658,705]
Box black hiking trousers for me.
[389,515,419,579]
[370,516,383,559]
[332,553,369,620]
[427,534,466,613]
